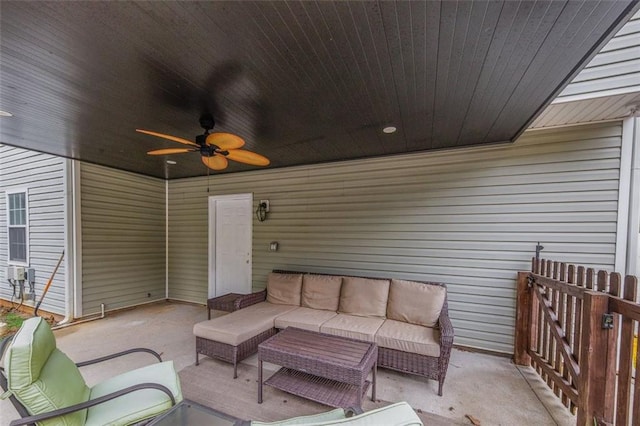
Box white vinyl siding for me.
[80,163,165,315]
[0,146,67,314]
[168,121,622,354]
[556,10,640,101]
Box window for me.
[7,190,28,264]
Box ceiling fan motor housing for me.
[195,134,226,156]
[199,114,215,131]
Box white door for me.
[208,194,252,297]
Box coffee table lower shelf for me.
[264,368,371,409]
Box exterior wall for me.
[168,121,622,353]
[79,163,165,315]
[556,9,640,101]
[0,146,67,314]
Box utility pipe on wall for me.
[626,117,640,276]
[53,303,105,330]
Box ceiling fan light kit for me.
[137,114,270,171]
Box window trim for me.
[6,188,29,266]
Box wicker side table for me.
[207,293,243,319]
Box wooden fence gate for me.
[514,258,640,426]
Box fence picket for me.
[575,269,585,368]
[576,266,585,287]
[540,259,551,384]
[586,268,595,290]
[535,274,544,376]
[610,273,621,297]
[617,277,637,426]
[556,265,571,405]
[602,273,621,422]
[562,267,577,409]
[552,262,562,398]
[597,270,608,292]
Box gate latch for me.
[602,313,614,329]
[527,275,535,288]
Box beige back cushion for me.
[301,274,343,311]
[266,273,303,305]
[338,277,390,318]
[387,279,446,327]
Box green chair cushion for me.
[85,360,183,426]
[7,317,57,389]
[251,408,347,425]
[252,402,422,426]
[7,318,90,426]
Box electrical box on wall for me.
[26,268,35,284]
[7,266,25,280]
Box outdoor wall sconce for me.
[269,242,279,251]
[256,200,270,222]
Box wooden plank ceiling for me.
[0,1,638,179]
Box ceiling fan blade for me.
[206,132,245,150]
[136,129,198,147]
[202,155,228,170]
[147,148,196,155]
[225,149,270,166]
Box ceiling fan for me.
[136,114,270,171]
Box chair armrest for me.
[438,308,454,347]
[8,382,176,426]
[234,289,267,310]
[0,335,15,376]
[76,347,162,367]
[0,335,14,361]
[1,335,34,420]
[345,406,364,416]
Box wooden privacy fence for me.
[514,258,640,426]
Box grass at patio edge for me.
[0,309,26,338]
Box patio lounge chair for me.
[0,317,183,426]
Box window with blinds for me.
[7,191,28,264]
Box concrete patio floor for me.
[1,301,575,425]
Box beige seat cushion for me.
[376,319,440,357]
[266,272,303,306]
[301,274,343,311]
[193,302,297,346]
[274,307,338,332]
[338,277,390,318]
[387,279,446,327]
[320,314,384,342]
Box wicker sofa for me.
[193,270,454,396]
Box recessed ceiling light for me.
[166,160,177,165]
[382,126,397,134]
[0,110,13,117]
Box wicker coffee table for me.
[258,327,377,410]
